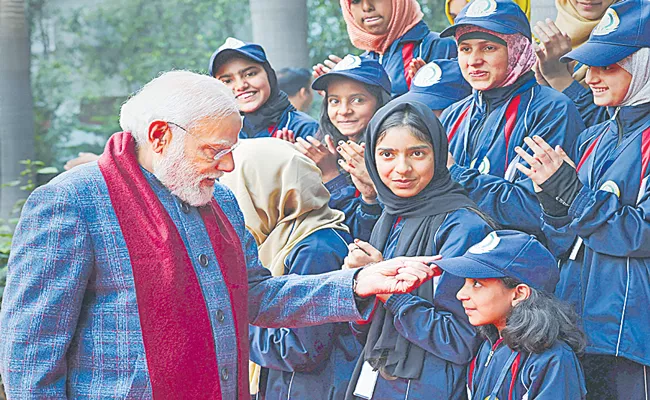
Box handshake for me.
[345,239,441,300]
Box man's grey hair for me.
[119,70,240,145]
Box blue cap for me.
[400,60,472,111]
[440,0,531,40]
[434,230,559,293]
[209,37,268,77]
[561,0,650,67]
[311,55,392,95]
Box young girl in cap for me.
[210,38,318,141]
[219,139,361,400]
[343,98,495,399]
[300,55,392,240]
[533,0,617,126]
[434,230,587,399]
[314,0,457,97]
[438,0,585,238]
[516,2,650,397]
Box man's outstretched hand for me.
[353,256,442,298]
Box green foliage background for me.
[29,0,449,168]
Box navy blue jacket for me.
[241,107,319,139]
[350,209,493,399]
[563,80,609,128]
[441,73,585,237]
[468,339,586,400]
[325,174,382,241]
[249,228,362,400]
[363,21,457,97]
[542,103,650,366]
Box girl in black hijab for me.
[344,98,496,400]
[209,37,319,140]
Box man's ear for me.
[299,87,310,99]
[511,284,531,307]
[148,120,172,154]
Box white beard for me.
[153,136,222,207]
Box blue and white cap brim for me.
[311,71,382,92]
[440,21,520,39]
[561,42,640,67]
[434,256,507,280]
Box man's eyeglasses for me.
[166,121,239,162]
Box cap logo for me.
[469,232,501,255]
[219,37,247,52]
[592,9,620,36]
[465,0,498,18]
[599,180,621,197]
[333,55,362,71]
[470,157,491,175]
[413,62,443,87]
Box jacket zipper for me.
[613,107,623,147]
[470,91,491,157]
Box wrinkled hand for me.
[337,141,377,203]
[295,135,340,182]
[274,128,296,143]
[64,152,100,171]
[447,151,456,169]
[533,19,574,91]
[312,54,343,79]
[343,239,383,270]
[407,57,427,81]
[354,256,442,298]
[515,135,576,191]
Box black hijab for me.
[358,99,477,381]
[240,60,295,137]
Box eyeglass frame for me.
[165,121,240,162]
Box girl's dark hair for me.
[375,107,501,230]
[478,277,587,354]
[375,108,433,148]
[317,82,389,144]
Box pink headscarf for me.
[456,26,536,88]
[340,0,424,54]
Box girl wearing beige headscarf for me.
[219,138,362,400]
[534,0,617,93]
[314,0,457,97]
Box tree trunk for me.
[0,0,35,221]
[249,0,309,69]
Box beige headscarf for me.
[554,0,606,85]
[340,0,424,54]
[219,138,349,395]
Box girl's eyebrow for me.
[238,66,259,75]
[329,93,367,98]
[407,145,431,151]
[376,145,431,151]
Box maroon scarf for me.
[98,132,249,399]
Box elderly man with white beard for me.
[0,71,438,400]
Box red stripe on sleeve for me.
[577,135,602,172]
[447,107,471,143]
[640,127,650,186]
[402,43,416,89]
[503,95,521,167]
[508,353,523,400]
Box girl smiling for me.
[344,99,495,399]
